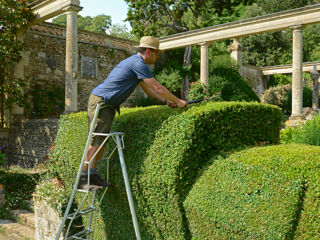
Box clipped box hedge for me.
[45,101,282,239]
[184,144,320,240]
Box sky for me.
[79,0,131,29]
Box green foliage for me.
[41,102,282,239]
[155,67,183,96]
[125,0,256,37]
[0,0,35,125]
[261,84,315,115]
[128,95,161,107]
[281,114,320,145]
[52,14,112,34]
[261,84,291,113]
[27,82,64,118]
[0,169,41,210]
[267,74,291,88]
[0,146,4,167]
[185,144,320,239]
[189,55,260,102]
[108,23,138,40]
[241,0,320,66]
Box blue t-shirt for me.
[91,54,153,108]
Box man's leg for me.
[78,94,115,190]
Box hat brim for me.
[134,45,163,52]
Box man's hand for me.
[166,100,177,108]
[177,99,188,108]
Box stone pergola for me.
[30,0,82,113]
[159,4,320,119]
[28,2,320,118]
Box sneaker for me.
[77,174,111,190]
[90,174,111,188]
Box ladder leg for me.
[115,135,141,240]
[56,104,102,240]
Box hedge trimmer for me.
[187,95,220,104]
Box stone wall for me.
[34,200,63,240]
[5,23,141,167]
[23,22,138,111]
[239,64,268,97]
[8,119,59,168]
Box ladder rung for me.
[67,207,96,220]
[65,228,93,240]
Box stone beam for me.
[30,0,82,23]
[159,4,320,50]
[261,62,320,75]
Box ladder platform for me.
[65,228,93,240]
[67,207,96,220]
[92,131,124,136]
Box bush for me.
[41,101,282,239]
[189,55,260,102]
[267,74,291,88]
[0,169,42,210]
[184,144,320,240]
[261,84,315,115]
[281,113,320,145]
[155,67,183,96]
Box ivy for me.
[0,0,35,125]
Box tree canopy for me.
[124,0,255,37]
[241,0,320,66]
[52,14,111,35]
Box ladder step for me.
[67,207,96,220]
[65,228,93,240]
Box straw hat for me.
[136,36,160,50]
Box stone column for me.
[64,5,82,113]
[200,42,209,86]
[227,38,244,65]
[311,64,319,109]
[13,31,29,116]
[291,26,303,119]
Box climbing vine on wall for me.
[0,0,35,126]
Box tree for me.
[125,0,255,99]
[108,23,138,41]
[0,0,35,126]
[52,14,111,34]
[241,0,320,67]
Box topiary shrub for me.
[189,55,260,102]
[184,144,320,240]
[39,102,282,239]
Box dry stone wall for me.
[8,118,59,168]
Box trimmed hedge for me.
[184,144,320,239]
[44,101,282,239]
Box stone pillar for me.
[227,38,244,65]
[13,31,29,116]
[64,5,82,113]
[291,26,303,119]
[200,42,209,86]
[311,64,319,109]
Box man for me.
[78,36,188,190]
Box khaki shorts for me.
[87,94,116,146]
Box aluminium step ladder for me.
[55,103,141,240]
